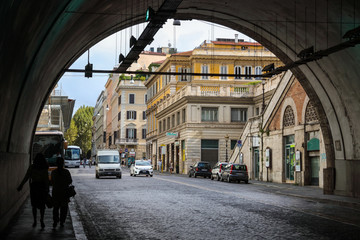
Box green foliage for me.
[246,81,262,85]
[148,63,160,72]
[65,105,94,155]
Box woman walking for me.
[51,157,72,228]
[17,153,49,229]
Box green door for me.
[285,145,295,180]
[310,156,320,185]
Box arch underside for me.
[0,2,359,230]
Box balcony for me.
[157,84,254,112]
[115,138,138,145]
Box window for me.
[231,108,247,122]
[127,111,137,120]
[178,67,190,81]
[142,129,147,139]
[171,114,175,128]
[201,107,218,122]
[283,106,295,127]
[159,121,162,133]
[220,65,228,80]
[305,101,319,123]
[256,107,260,116]
[255,66,262,79]
[245,66,252,79]
[167,117,170,130]
[103,131,106,143]
[109,136,112,146]
[231,140,237,150]
[129,94,135,104]
[201,65,209,80]
[177,111,180,126]
[144,94,147,103]
[118,95,121,105]
[114,131,117,140]
[163,119,166,131]
[182,108,186,123]
[234,66,241,79]
[143,111,146,120]
[126,129,137,139]
[118,111,121,121]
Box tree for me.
[65,105,94,155]
[64,120,78,145]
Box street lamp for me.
[225,134,229,162]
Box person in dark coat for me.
[51,157,72,228]
[17,153,49,229]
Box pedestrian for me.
[170,162,173,174]
[51,157,73,228]
[17,153,49,229]
[158,159,162,171]
[82,158,87,168]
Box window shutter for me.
[134,129,137,139]
[134,111,137,119]
[126,129,129,138]
[127,111,129,119]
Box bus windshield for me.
[65,148,81,160]
[33,132,64,167]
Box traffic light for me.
[85,63,93,78]
[145,7,154,21]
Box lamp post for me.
[225,134,229,162]
[260,79,266,181]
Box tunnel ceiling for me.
[1,0,360,163]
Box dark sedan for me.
[188,161,212,178]
[220,163,249,183]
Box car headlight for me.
[116,168,121,171]
[99,168,104,171]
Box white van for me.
[95,150,122,179]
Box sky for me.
[58,20,253,114]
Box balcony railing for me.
[157,84,254,112]
[115,138,138,145]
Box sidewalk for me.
[155,170,360,210]
[2,197,81,240]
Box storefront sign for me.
[166,132,178,137]
[265,148,271,168]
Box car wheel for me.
[133,174,136,177]
[194,173,197,178]
[150,175,153,177]
[217,174,220,181]
[245,180,249,184]
[189,172,192,178]
[130,173,133,176]
[96,173,99,179]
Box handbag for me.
[65,184,76,198]
[45,193,53,208]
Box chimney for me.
[235,34,239,43]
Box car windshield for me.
[136,161,151,166]
[98,155,120,163]
[198,163,210,168]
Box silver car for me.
[130,160,154,177]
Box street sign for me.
[125,148,128,152]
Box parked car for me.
[220,163,248,183]
[211,162,228,181]
[188,161,212,178]
[130,160,154,177]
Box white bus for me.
[64,145,82,168]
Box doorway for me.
[253,148,259,180]
[310,156,320,186]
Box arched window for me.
[283,106,295,127]
[305,101,319,123]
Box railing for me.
[115,138,138,144]
[157,84,254,113]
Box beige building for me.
[145,38,281,174]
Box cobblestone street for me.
[71,167,360,240]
